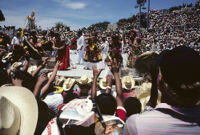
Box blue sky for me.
[0,0,197,30]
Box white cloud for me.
[52,0,86,9]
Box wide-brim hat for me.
[2,52,12,60]
[10,62,23,71]
[55,76,65,86]
[79,75,92,85]
[27,65,37,74]
[63,78,76,91]
[121,76,135,90]
[99,77,107,90]
[47,72,52,78]
[0,86,38,135]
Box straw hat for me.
[137,82,152,111]
[2,52,12,60]
[27,65,37,74]
[10,62,23,71]
[47,72,52,78]
[78,75,92,85]
[0,86,38,135]
[55,76,65,86]
[99,77,107,90]
[63,78,76,91]
[121,76,135,90]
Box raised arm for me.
[41,61,61,96]
[91,65,103,99]
[111,58,124,107]
[32,58,49,77]
[33,73,48,100]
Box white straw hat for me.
[10,62,23,71]
[27,65,37,74]
[79,75,92,85]
[121,76,135,90]
[99,77,107,90]
[63,78,76,91]
[47,72,52,78]
[0,86,38,135]
[55,76,65,86]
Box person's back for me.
[124,46,200,135]
[125,103,200,135]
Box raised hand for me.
[111,58,120,73]
[38,73,48,84]
[92,65,103,78]
[42,57,49,65]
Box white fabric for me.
[77,35,86,64]
[42,118,60,135]
[59,98,95,127]
[43,93,64,113]
[11,37,21,45]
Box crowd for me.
[0,0,200,135]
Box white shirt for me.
[104,41,109,55]
[77,35,86,51]
[11,36,23,45]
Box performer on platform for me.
[77,31,86,65]
[52,33,70,70]
[27,10,36,30]
[84,37,102,69]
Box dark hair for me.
[95,93,117,115]
[124,97,141,117]
[78,31,82,37]
[158,46,200,87]
[11,70,37,91]
[63,92,79,104]
[158,46,200,106]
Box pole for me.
[147,0,150,30]
[139,3,141,37]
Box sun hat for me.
[99,77,107,90]
[63,78,76,91]
[78,75,92,85]
[121,76,135,90]
[10,62,23,71]
[27,65,37,74]
[55,76,65,86]
[47,72,52,78]
[2,52,12,60]
[0,86,38,135]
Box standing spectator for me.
[124,46,200,135]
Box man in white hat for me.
[0,86,38,135]
[78,75,92,97]
[121,76,137,99]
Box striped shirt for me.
[123,103,200,135]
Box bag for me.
[41,118,61,135]
[59,98,95,127]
